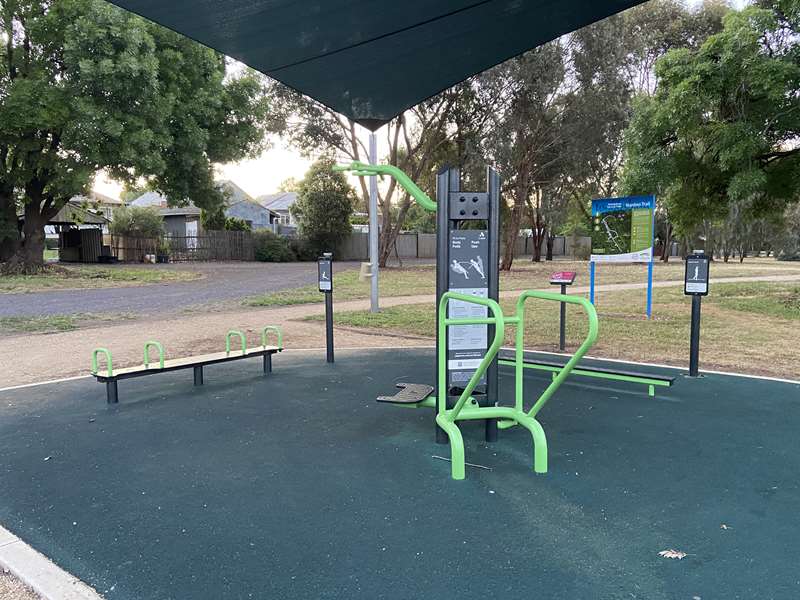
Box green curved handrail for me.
[226,330,247,356]
[437,291,505,421]
[333,162,437,212]
[91,348,113,376]
[513,291,599,418]
[143,340,165,369]
[261,325,283,349]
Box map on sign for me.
[590,196,655,263]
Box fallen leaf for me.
[43,456,52,462]
[720,524,732,530]
[658,549,687,560]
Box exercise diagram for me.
[450,256,486,281]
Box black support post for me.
[325,292,334,364]
[193,366,203,386]
[264,353,272,374]
[559,283,567,352]
[106,380,118,404]
[688,295,702,377]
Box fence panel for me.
[111,231,254,262]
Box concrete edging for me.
[0,525,102,600]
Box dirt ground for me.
[1,274,798,389]
[0,570,39,600]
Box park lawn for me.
[245,257,800,307]
[0,312,137,335]
[304,281,800,379]
[0,264,202,294]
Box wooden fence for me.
[109,231,254,262]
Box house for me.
[130,192,200,237]
[225,199,279,229]
[71,191,124,222]
[258,192,298,226]
[23,201,110,263]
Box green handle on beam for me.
[91,348,113,376]
[333,162,437,212]
[261,325,283,349]
[143,340,165,369]
[226,330,247,356]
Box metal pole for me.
[688,294,701,376]
[646,260,654,319]
[325,291,334,363]
[589,261,596,305]
[559,283,567,352]
[368,132,379,313]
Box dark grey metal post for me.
[106,381,118,404]
[484,166,500,443]
[263,353,272,374]
[559,283,567,352]
[325,292,334,363]
[193,366,203,386]
[689,294,702,377]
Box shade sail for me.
[107,0,646,130]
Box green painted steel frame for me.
[261,325,283,349]
[497,359,669,397]
[226,330,247,356]
[91,348,112,376]
[143,341,165,369]
[334,162,437,212]
[436,290,598,480]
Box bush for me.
[110,206,164,238]
[288,237,318,261]
[224,217,252,232]
[253,230,296,262]
[292,157,355,255]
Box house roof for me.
[159,206,202,217]
[218,180,254,206]
[227,199,280,218]
[48,202,110,226]
[258,192,297,212]
[130,191,168,207]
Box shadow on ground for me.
[0,349,798,599]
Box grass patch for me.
[0,264,202,294]
[305,281,800,379]
[0,312,137,335]
[246,257,800,307]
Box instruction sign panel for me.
[448,229,489,388]
[318,258,332,292]
[550,271,577,285]
[684,254,709,295]
[590,195,655,263]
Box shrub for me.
[110,206,164,238]
[224,217,252,231]
[253,230,296,262]
[288,237,318,261]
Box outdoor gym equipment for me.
[684,251,710,377]
[91,326,283,404]
[335,161,602,479]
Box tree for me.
[277,177,299,192]
[291,158,355,255]
[108,206,164,238]
[622,4,800,250]
[0,0,269,271]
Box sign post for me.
[684,251,709,377]
[550,271,577,351]
[318,252,334,363]
[590,195,656,318]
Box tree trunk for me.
[661,220,672,263]
[545,233,554,261]
[0,186,20,262]
[500,182,528,271]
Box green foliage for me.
[200,208,226,231]
[109,206,164,238]
[224,217,251,232]
[622,5,800,235]
[0,0,269,268]
[292,157,355,255]
[253,230,296,262]
[776,203,800,260]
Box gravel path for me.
[1,273,798,389]
[0,261,361,318]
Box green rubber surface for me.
[0,348,798,599]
